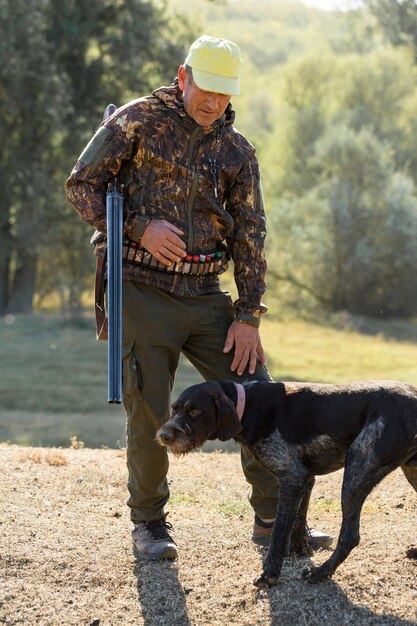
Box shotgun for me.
[103,103,123,404]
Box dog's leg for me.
[254,470,310,587]
[401,464,417,492]
[303,446,393,583]
[289,475,315,557]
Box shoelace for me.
[306,525,313,539]
[143,518,173,540]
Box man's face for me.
[178,65,231,127]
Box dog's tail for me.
[401,457,417,492]
[404,451,417,467]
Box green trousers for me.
[122,280,279,524]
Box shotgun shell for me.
[183,254,193,273]
[208,253,216,273]
[190,255,200,275]
[197,254,206,274]
[174,258,185,273]
[134,246,144,264]
[142,251,152,266]
[127,243,137,262]
[213,251,222,272]
[149,254,159,268]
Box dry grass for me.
[18,448,43,464]
[18,447,68,466]
[70,435,85,450]
[1,444,416,626]
[44,450,68,466]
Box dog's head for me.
[156,381,243,455]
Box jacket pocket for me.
[255,170,265,212]
[124,172,147,220]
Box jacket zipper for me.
[187,126,201,167]
[177,126,201,295]
[185,126,202,251]
[187,169,200,252]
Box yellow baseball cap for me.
[184,35,242,96]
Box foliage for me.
[265,43,417,317]
[0,0,195,315]
[0,0,64,314]
[365,0,417,59]
[2,0,417,318]
[43,0,195,315]
[269,125,417,317]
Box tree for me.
[268,125,417,317]
[365,0,417,60]
[264,43,417,318]
[40,0,193,314]
[0,0,62,314]
[265,52,333,200]
[0,0,194,315]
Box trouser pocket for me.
[122,341,143,417]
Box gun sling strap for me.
[95,251,108,341]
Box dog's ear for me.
[212,392,243,441]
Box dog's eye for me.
[189,409,201,418]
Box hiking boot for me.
[252,514,333,550]
[252,515,275,547]
[132,517,177,560]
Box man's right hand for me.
[140,219,186,266]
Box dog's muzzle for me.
[156,419,200,454]
[156,424,181,446]
[156,423,182,446]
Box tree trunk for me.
[7,249,38,314]
[0,222,12,316]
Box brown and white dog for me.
[157,379,417,587]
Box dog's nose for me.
[157,424,179,444]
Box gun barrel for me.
[106,180,123,403]
[102,102,123,404]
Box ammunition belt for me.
[123,240,228,275]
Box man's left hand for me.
[223,321,267,376]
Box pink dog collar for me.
[233,383,246,421]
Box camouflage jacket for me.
[65,81,268,323]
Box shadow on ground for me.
[134,550,417,626]
[261,567,417,626]
[134,558,191,626]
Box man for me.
[65,35,331,559]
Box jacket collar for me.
[152,78,235,131]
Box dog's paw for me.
[253,574,278,588]
[302,566,327,584]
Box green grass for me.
[1,311,417,448]
[261,315,417,384]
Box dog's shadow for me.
[255,550,417,626]
[133,546,416,626]
[133,556,191,626]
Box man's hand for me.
[140,219,186,265]
[223,320,267,376]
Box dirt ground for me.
[0,443,416,626]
